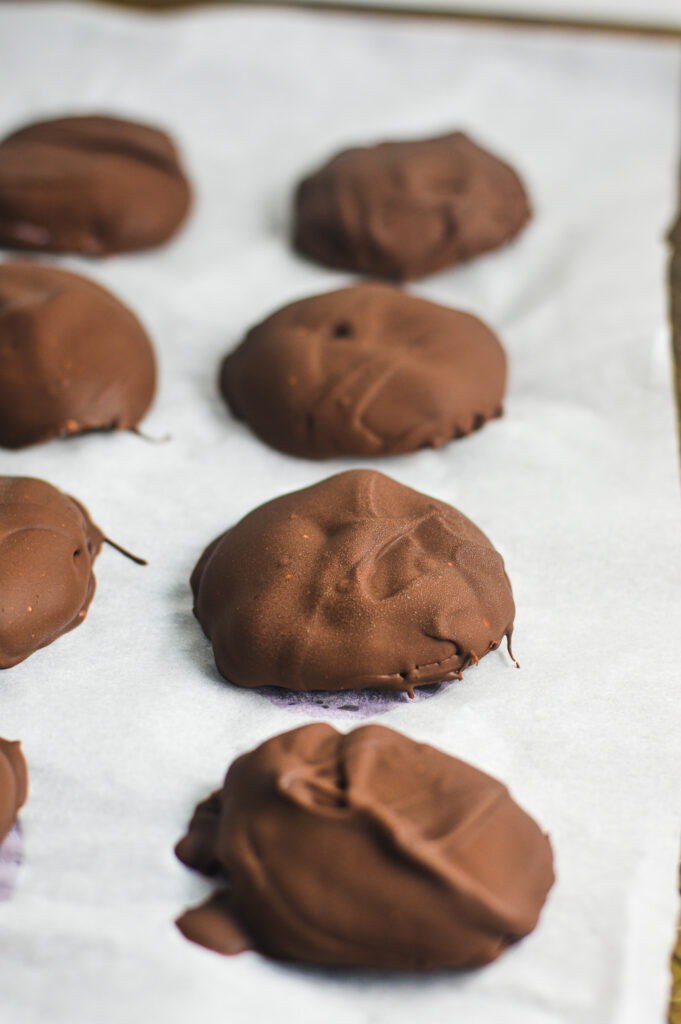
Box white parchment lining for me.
[0,5,680,1023]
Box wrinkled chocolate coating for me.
[0,739,27,844]
[222,283,506,458]
[294,131,530,280]
[0,477,103,668]
[176,723,554,968]
[0,115,191,255]
[0,262,156,449]
[191,469,515,694]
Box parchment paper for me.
[0,4,680,1023]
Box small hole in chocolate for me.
[332,321,353,339]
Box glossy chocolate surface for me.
[0,262,156,448]
[0,477,103,667]
[0,115,190,255]
[192,470,515,694]
[221,283,506,458]
[0,739,27,844]
[294,132,530,280]
[176,723,554,968]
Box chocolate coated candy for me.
[0,115,191,255]
[0,477,103,667]
[0,262,156,449]
[0,739,27,844]
[294,131,530,280]
[222,283,506,458]
[176,723,554,969]
[192,470,515,694]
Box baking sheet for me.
[0,4,680,1022]
[289,0,681,32]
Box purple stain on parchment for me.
[0,821,23,901]
[257,681,447,719]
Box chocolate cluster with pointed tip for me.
[0,262,156,449]
[0,115,191,255]
[0,477,103,668]
[294,131,530,280]
[176,723,554,968]
[0,739,27,844]
[221,283,506,458]
[191,469,515,694]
